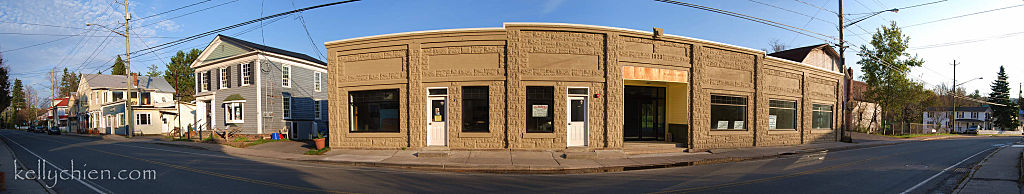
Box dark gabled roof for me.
[215,35,327,66]
[925,106,991,112]
[768,43,843,69]
[851,80,869,102]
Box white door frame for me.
[426,87,449,146]
[567,87,589,147]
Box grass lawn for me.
[305,147,331,155]
[885,133,955,138]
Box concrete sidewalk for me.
[63,132,972,174]
[956,144,1023,194]
[0,135,52,193]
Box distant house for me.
[46,97,70,132]
[849,80,880,132]
[76,74,181,135]
[923,106,990,133]
[768,44,843,72]
[191,35,328,140]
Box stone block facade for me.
[325,23,845,151]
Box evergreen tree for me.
[988,66,1018,130]
[145,64,162,77]
[111,55,127,75]
[0,53,10,120]
[163,49,201,102]
[59,68,79,97]
[10,79,23,110]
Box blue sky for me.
[2,0,1022,100]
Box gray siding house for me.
[192,35,328,140]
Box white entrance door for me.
[427,96,448,146]
[567,96,588,147]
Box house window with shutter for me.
[241,63,252,86]
[219,67,231,89]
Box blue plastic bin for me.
[271,133,280,140]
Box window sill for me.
[458,132,492,138]
[226,121,244,124]
[709,130,749,135]
[523,133,555,139]
[347,132,403,138]
[767,129,798,134]
[811,129,833,133]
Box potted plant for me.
[313,131,326,150]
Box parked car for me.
[46,127,61,135]
[965,126,979,134]
[32,126,46,133]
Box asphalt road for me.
[0,129,1017,194]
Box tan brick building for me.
[325,23,845,151]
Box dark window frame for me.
[768,99,798,130]
[526,86,555,133]
[812,104,834,129]
[461,86,489,133]
[349,89,401,133]
[710,94,748,130]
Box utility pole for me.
[122,0,134,138]
[952,60,957,134]
[837,0,852,142]
[50,68,56,130]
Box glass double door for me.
[624,86,666,141]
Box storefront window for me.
[350,89,400,132]
[462,86,489,132]
[768,99,797,130]
[526,86,554,133]
[812,104,833,129]
[711,94,747,130]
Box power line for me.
[138,0,241,28]
[130,0,363,58]
[794,0,837,15]
[0,21,91,30]
[747,0,837,26]
[135,0,213,21]
[912,30,1024,50]
[0,30,90,53]
[0,32,179,38]
[654,0,836,43]
[904,3,1024,29]
[293,0,327,61]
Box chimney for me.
[132,73,138,87]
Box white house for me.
[923,106,990,133]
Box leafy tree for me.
[145,64,162,77]
[58,68,79,97]
[988,66,1018,130]
[858,22,926,132]
[111,55,127,75]
[163,49,201,102]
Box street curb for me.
[281,140,918,174]
[61,133,934,174]
[0,135,57,194]
[951,143,1011,194]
